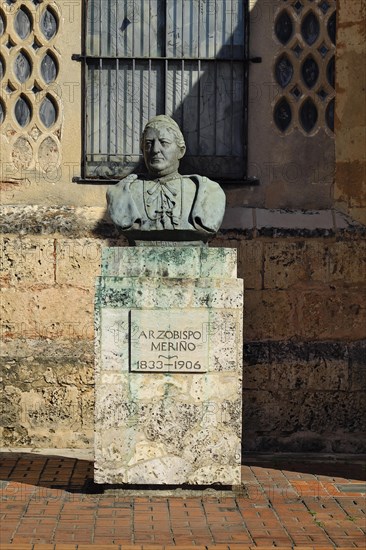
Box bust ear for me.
[178,145,186,159]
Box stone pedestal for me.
[94,246,243,485]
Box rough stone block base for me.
[94,247,243,485]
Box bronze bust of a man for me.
[107,115,226,244]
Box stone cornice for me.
[0,205,364,238]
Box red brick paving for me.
[0,452,365,549]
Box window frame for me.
[74,0,254,185]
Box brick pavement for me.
[0,452,365,549]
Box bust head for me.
[141,115,186,178]
[107,114,226,243]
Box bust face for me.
[142,127,185,178]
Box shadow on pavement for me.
[243,453,366,481]
[1,451,365,498]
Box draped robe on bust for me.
[107,173,226,238]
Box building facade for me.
[1,0,365,453]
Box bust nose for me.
[151,139,161,154]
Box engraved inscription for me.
[130,309,209,373]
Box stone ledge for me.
[1,205,365,237]
[222,208,366,237]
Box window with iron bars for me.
[76,0,251,183]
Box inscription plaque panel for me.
[130,309,209,373]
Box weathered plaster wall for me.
[334,0,366,224]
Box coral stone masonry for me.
[94,246,243,485]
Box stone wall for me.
[1,207,365,453]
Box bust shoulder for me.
[188,174,224,193]
[119,173,139,186]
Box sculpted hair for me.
[141,115,186,150]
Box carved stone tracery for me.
[0,0,61,172]
[273,0,336,136]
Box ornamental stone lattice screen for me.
[0,0,62,175]
[273,0,336,135]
